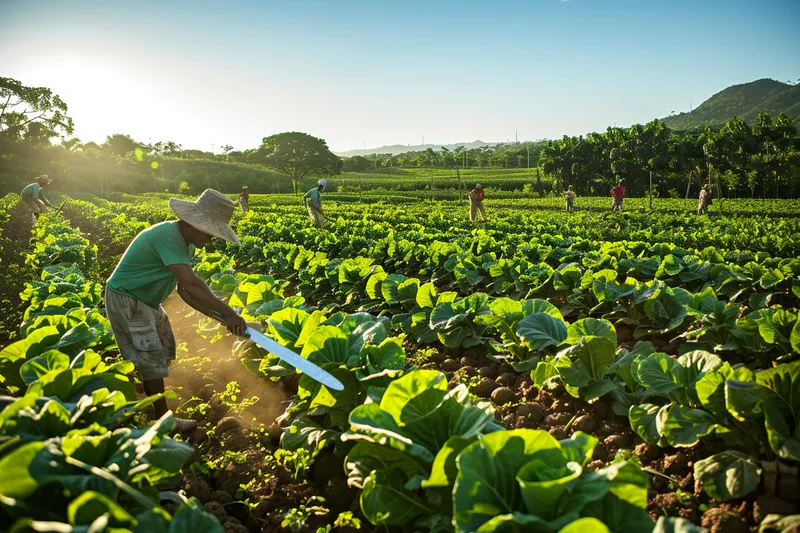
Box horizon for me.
[2,0,799,153]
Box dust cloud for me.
[161,294,289,428]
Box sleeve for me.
[39,190,49,204]
[302,190,311,200]
[154,234,192,267]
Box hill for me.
[335,140,498,157]
[662,78,800,130]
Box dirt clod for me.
[442,358,461,372]
[491,387,516,405]
[592,442,609,462]
[211,490,234,505]
[664,452,691,477]
[700,507,749,533]
[496,372,516,387]
[634,442,661,462]
[603,433,632,450]
[516,403,545,423]
[573,414,598,433]
[184,474,211,502]
[473,378,500,398]
[544,412,572,427]
[223,518,249,533]
[479,365,499,379]
[203,501,228,523]
[217,416,241,435]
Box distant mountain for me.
[662,78,800,130]
[335,140,498,157]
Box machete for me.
[209,310,344,391]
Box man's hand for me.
[222,311,247,336]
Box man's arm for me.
[39,190,53,207]
[167,263,246,335]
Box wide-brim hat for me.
[169,189,240,245]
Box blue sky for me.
[1,0,798,152]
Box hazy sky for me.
[2,0,798,153]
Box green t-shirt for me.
[303,188,321,208]
[21,183,41,199]
[107,221,195,308]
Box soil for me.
[49,204,800,533]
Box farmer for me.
[610,179,626,212]
[697,184,713,215]
[238,186,249,213]
[105,189,247,433]
[20,175,54,222]
[469,183,487,222]
[565,185,577,212]
[303,179,327,227]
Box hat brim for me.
[169,198,240,245]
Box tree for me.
[221,145,233,162]
[343,155,371,172]
[103,134,139,157]
[60,137,82,152]
[0,77,74,141]
[257,132,341,194]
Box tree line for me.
[2,76,799,199]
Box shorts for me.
[612,198,623,208]
[22,195,42,213]
[307,205,326,226]
[105,287,176,381]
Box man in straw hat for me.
[105,189,247,433]
[469,183,486,222]
[20,175,54,224]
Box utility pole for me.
[527,145,530,168]
[422,134,424,147]
[210,144,215,154]
[515,130,519,143]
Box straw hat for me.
[475,183,482,188]
[169,189,240,245]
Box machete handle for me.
[207,310,262,335]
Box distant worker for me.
[469,183,487,222]
[697,184,713,215]
[238,186,249,213]
[303,179,327,227]
[610,179,626,212]
[565,185,577,212]
[105,189,247,434]
[20,175,54,224]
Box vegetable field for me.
[2,192,800,533]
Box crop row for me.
[55,194,800,531]
[0,212,224,532]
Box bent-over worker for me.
[697,184,713,215]
[303,179,327,227]
[21,175,54,223]
[105,189,247,433]
[238,186,249,213]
